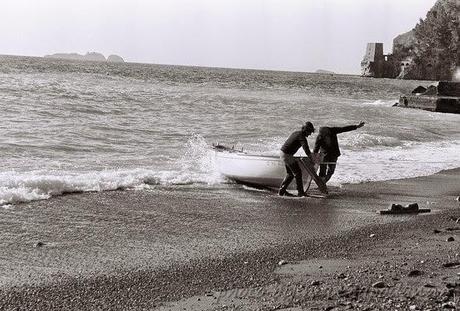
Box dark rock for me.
[438,81,460,97]
[412,86,427,94]
[424,85,438,95]
[443,288,455,298]
[445,282,459,289]
[441,301,456,309]
[433,229,441,233]
[407,270,423,277]
[34,242,45,248]
[372,281,385,288]
[446,237,455,242]
[311,280,320,286]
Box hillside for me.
[393,0,458,80]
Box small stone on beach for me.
[311,280,320,286]
[372,281,385,288]
[278,260,288,266]
[369,234,376,238]
[447,237,455,242]
[407,270,423,277]
[34,242,44,248]
[441,301,456,309]
[442,262,460,268]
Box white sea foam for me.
[331,139,460,185]
[0,139,458,206]
[0,168,223,206]
[341,133,402,148]
[0,135,225,206]
[359,99,397,106]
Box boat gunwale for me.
[214,151,306,162]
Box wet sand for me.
[0,169,459,310]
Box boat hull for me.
[214,148,315,190]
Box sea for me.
[1,55,459,206]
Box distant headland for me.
[44,52,125,63]
[315,69,335,74]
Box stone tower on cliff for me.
[360,43,385,77]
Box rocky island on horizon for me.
[44,52,125,63]
[315,69,335,74]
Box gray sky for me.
[1,0,436,74]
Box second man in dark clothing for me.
[279,121,315,197]
[313,122,365,183]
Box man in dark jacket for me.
[313,122,365,183]
[279,121,315,197]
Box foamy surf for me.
[0,167,224,206]
[0,134,226,206]
[332,139,460,184]
[359,99,397,106]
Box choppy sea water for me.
[1,55,459,205]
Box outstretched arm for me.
[332,122,365,134]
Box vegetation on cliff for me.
[404,0,458,80]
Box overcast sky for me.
[1,0,436,74]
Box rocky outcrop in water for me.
[44,52,124,63]
[107,55,124,63]
[315,69,335,74]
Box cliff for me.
[361,0,458,80]
[403,0,458,80]
[392,30,416,54]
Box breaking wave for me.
[0,135,224,206]
[359,99,397,106]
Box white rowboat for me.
[213,144,321,191]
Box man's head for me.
[301,121,315,136]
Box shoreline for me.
[0,168,459,310]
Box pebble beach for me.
[1,168,459,310]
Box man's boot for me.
[278,176,293,196]
[295,175,306,197]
